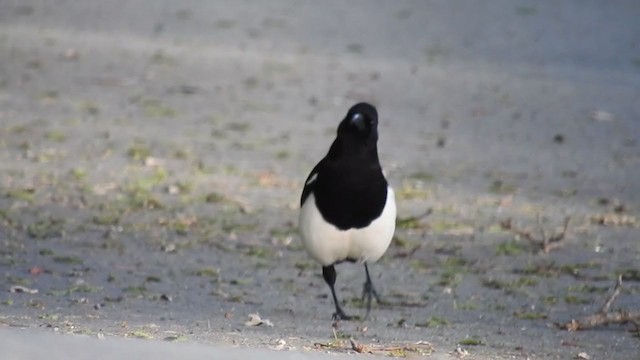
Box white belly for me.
[299,187,396,266]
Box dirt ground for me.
[1,1,639,359]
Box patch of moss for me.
[123,285,148,297]
[44,130,67,142]
[514,311,547,320]
[458,337,483,346]
[567,284,608,294]
[245,246,273,258]
[5,188,36,203]
[127,141,152,161]
[52,255,83,265]
[416,316,450,328]
[79,100,100,115]
[26,217,65,239]
[39,249,54,256]
[70,167,87,181]
[150,50,176,66]
[409,171,435,182]
[189,267,220,278]
[92,211,120,226]
[564,295,590,304]
[141,99,177,118]
[396,183,431,200]
[204,192,226,203]
[488,180,517,195]
[456,301,477,310]
[496,240,525,256]
[396,216,423,230]
[131,330,153,339]
[617,268,640,282]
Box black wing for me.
[300,161,323,206]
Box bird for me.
[299,102,396,320]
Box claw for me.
[332,311,354,321]
[361,280,382,303]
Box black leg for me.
[322,265,353,320]
[361,262,382,319]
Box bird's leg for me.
[322,265,353,321]
[361,262,382,319]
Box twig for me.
[544,216,571,253]
[600,275,623,314]
[536,213,547,247]
[316,339,433,355]
[500,215,571,253]
[331,323,338,341]
[500,218,535,241]
[560,275,640,332]
[349,338,367,353]
[354,339,434,355]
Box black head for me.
[337,102,379,142]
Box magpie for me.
[299,102,396,320]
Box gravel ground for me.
[1,1,639,359]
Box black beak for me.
[350,113,366,131]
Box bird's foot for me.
[361,280,383,304]
[332,310,355,321]
[361,280,385,319]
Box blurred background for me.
[0,1,639,358]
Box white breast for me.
[299,187,396,266]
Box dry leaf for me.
[93,183,117,195]
[29,266,44,275]
[591,214,638,227]
[9,285,38,294]
[452,345,469,357]
[590,110,614,122]
[270,338,287,350]
[245,313,274,327]
[144,156,164,167]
